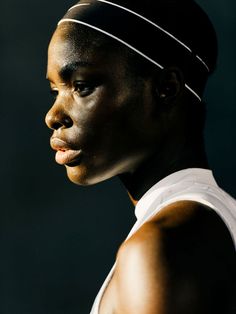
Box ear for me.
[156,67,185,105]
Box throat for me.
[119,140,209,204]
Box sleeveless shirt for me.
[90,168,236,314]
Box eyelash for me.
[49,81,95,99]
[73,81,95,97]
[50,89,58,99]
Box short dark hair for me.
[77,0,218,73]
[60,0,218,84]
[57,0,218,137]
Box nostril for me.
[52,121,64,130]
[45,111,73,130]
[51,116,73,130]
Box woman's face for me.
[45,25,161,185]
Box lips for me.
[50,137,82,166]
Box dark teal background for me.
[0,1,235,313]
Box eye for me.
[50,89,58,99]
[73,81,95,97]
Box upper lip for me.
[50,137,75,151]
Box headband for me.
[58,0,210,101]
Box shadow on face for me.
[45,23,165,186]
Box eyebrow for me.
[46,61,94,81]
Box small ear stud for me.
[156,89,166,99]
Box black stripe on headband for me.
[58,0,210,101]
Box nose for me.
[45,105,73,130]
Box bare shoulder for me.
[114,201,236,314]
[115,220,167,314]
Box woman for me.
[46,1,236,313]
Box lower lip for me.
[55,149,82,166]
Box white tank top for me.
[90,168,236,314]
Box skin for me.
[46,25,162,186]
[46,24,236,314]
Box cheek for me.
[69,98,101,143]
[71,94,119,147]
[64,115,156,186]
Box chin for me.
[65,164,112,186]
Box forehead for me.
[47,24,130,80]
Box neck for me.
[119,137,209,204]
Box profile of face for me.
[45,24,163,185]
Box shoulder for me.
[114,201,236,314]
[119,200,235,260]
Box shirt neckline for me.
[135,168,217,220]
